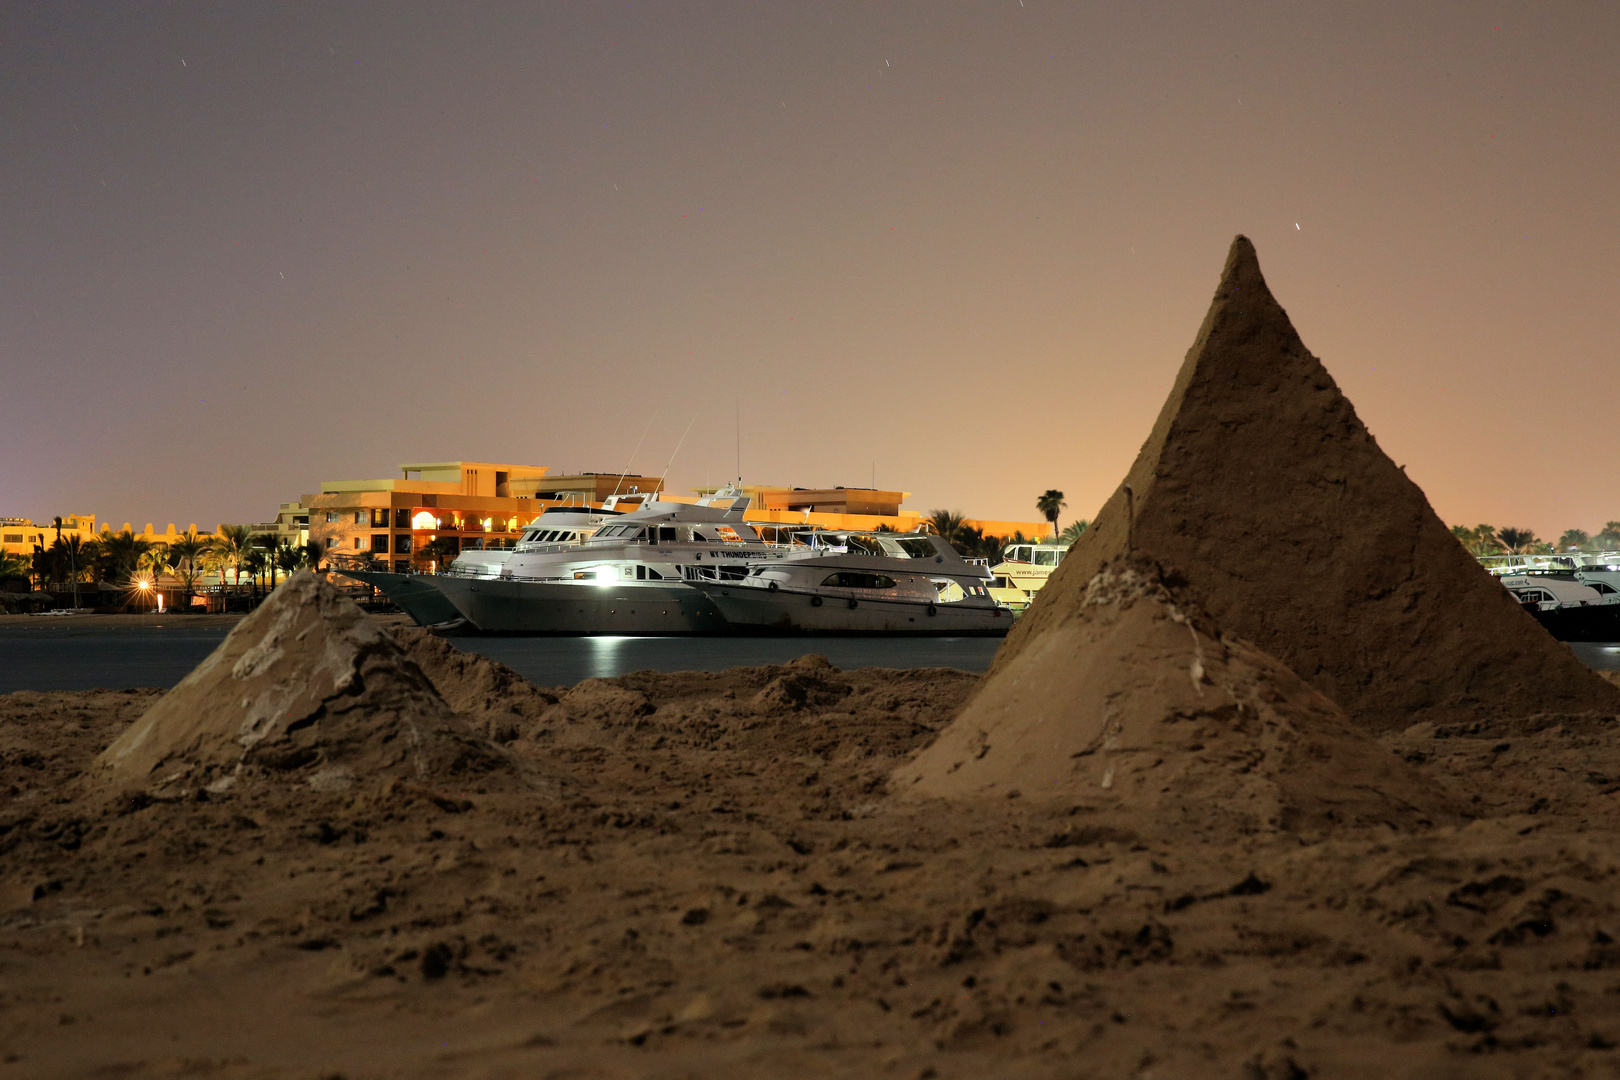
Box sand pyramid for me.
[994,236,1619,732]
[895,558,1453,833]
[96,571,504,790]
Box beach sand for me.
[6,635,1620,1078]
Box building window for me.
[354,511,364,525]
[325,537,337,549]
[394,559,411,574]
[394,508,410,529]
[412,510,438,531]
[353,537,362,549]
[371,534,389,553]
[326,511,341,523]
[394,535,412,555]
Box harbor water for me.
[0,625,1006,693]
[1,623,1616,694]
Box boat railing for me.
[513,539,588,554]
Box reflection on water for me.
[445,635,1007,689]
[1569,642,1620,671]
[3,627,1617,693]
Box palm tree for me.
[0,551,31,582]
[1036,490,1066,539]
[242,547,269,598]
[1059,519,1090,545]
[1496,527,1538,555]
[972,531,1007,564]
[98,529,153,585]
[1596,521,1620,551]
[167,533,209,608]
[926,510,967,546]
[273,540,303,583]
[138,544,170,580]
[301,539,324,572]
[1450,524,1504,556]
[207,525,257,590]
[251,534,283,590]
[1558,528,1591,552]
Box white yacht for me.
[428,488,799,634]
[336,503,617,627]
[1499,572,1620,641]
[687,530,1012,635]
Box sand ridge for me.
[992,236,1620,731]
[94,571,508,796]
[7,651,1620,1077]
[895,557,1457,837]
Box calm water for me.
[2,625,1616,694]
[0,625,1006,693]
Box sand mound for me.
[994,236,1619,731]
[94,571,505,791]
[895,560,1455,835]
[393,626,559,740]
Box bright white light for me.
[412,511,437,530]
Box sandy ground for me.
[6,634,1620,1079]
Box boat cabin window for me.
[820,571,897,589]
[712,525,743,543]
[1032,548,1063,566]
[896,538,936,559]
[657,526,678,543]
[1590,581,1616,594]
[845,535,884,555]
[634,564,666,580]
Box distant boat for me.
[987,541,1070,610]
[1499,572,1620,642]
[688,530,1011,635]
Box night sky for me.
[4,3,1617,539]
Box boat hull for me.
[693,583,1011,635]
[333,571,464,628]
[433,576,729,635]
[1524,604,1620,643]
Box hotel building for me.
[304,462,663,573]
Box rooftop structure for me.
[305,461,661,575]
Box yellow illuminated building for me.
[304,461,665,573]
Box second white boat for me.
[687,530,1012,635]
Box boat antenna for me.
[608,408,658,502]
[735,398,741,486]
[658,412,699,498]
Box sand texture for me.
[895,560,1457,838]
[8,644,1620,1078]
[992,236,1620,731]
[94,571,507,795]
